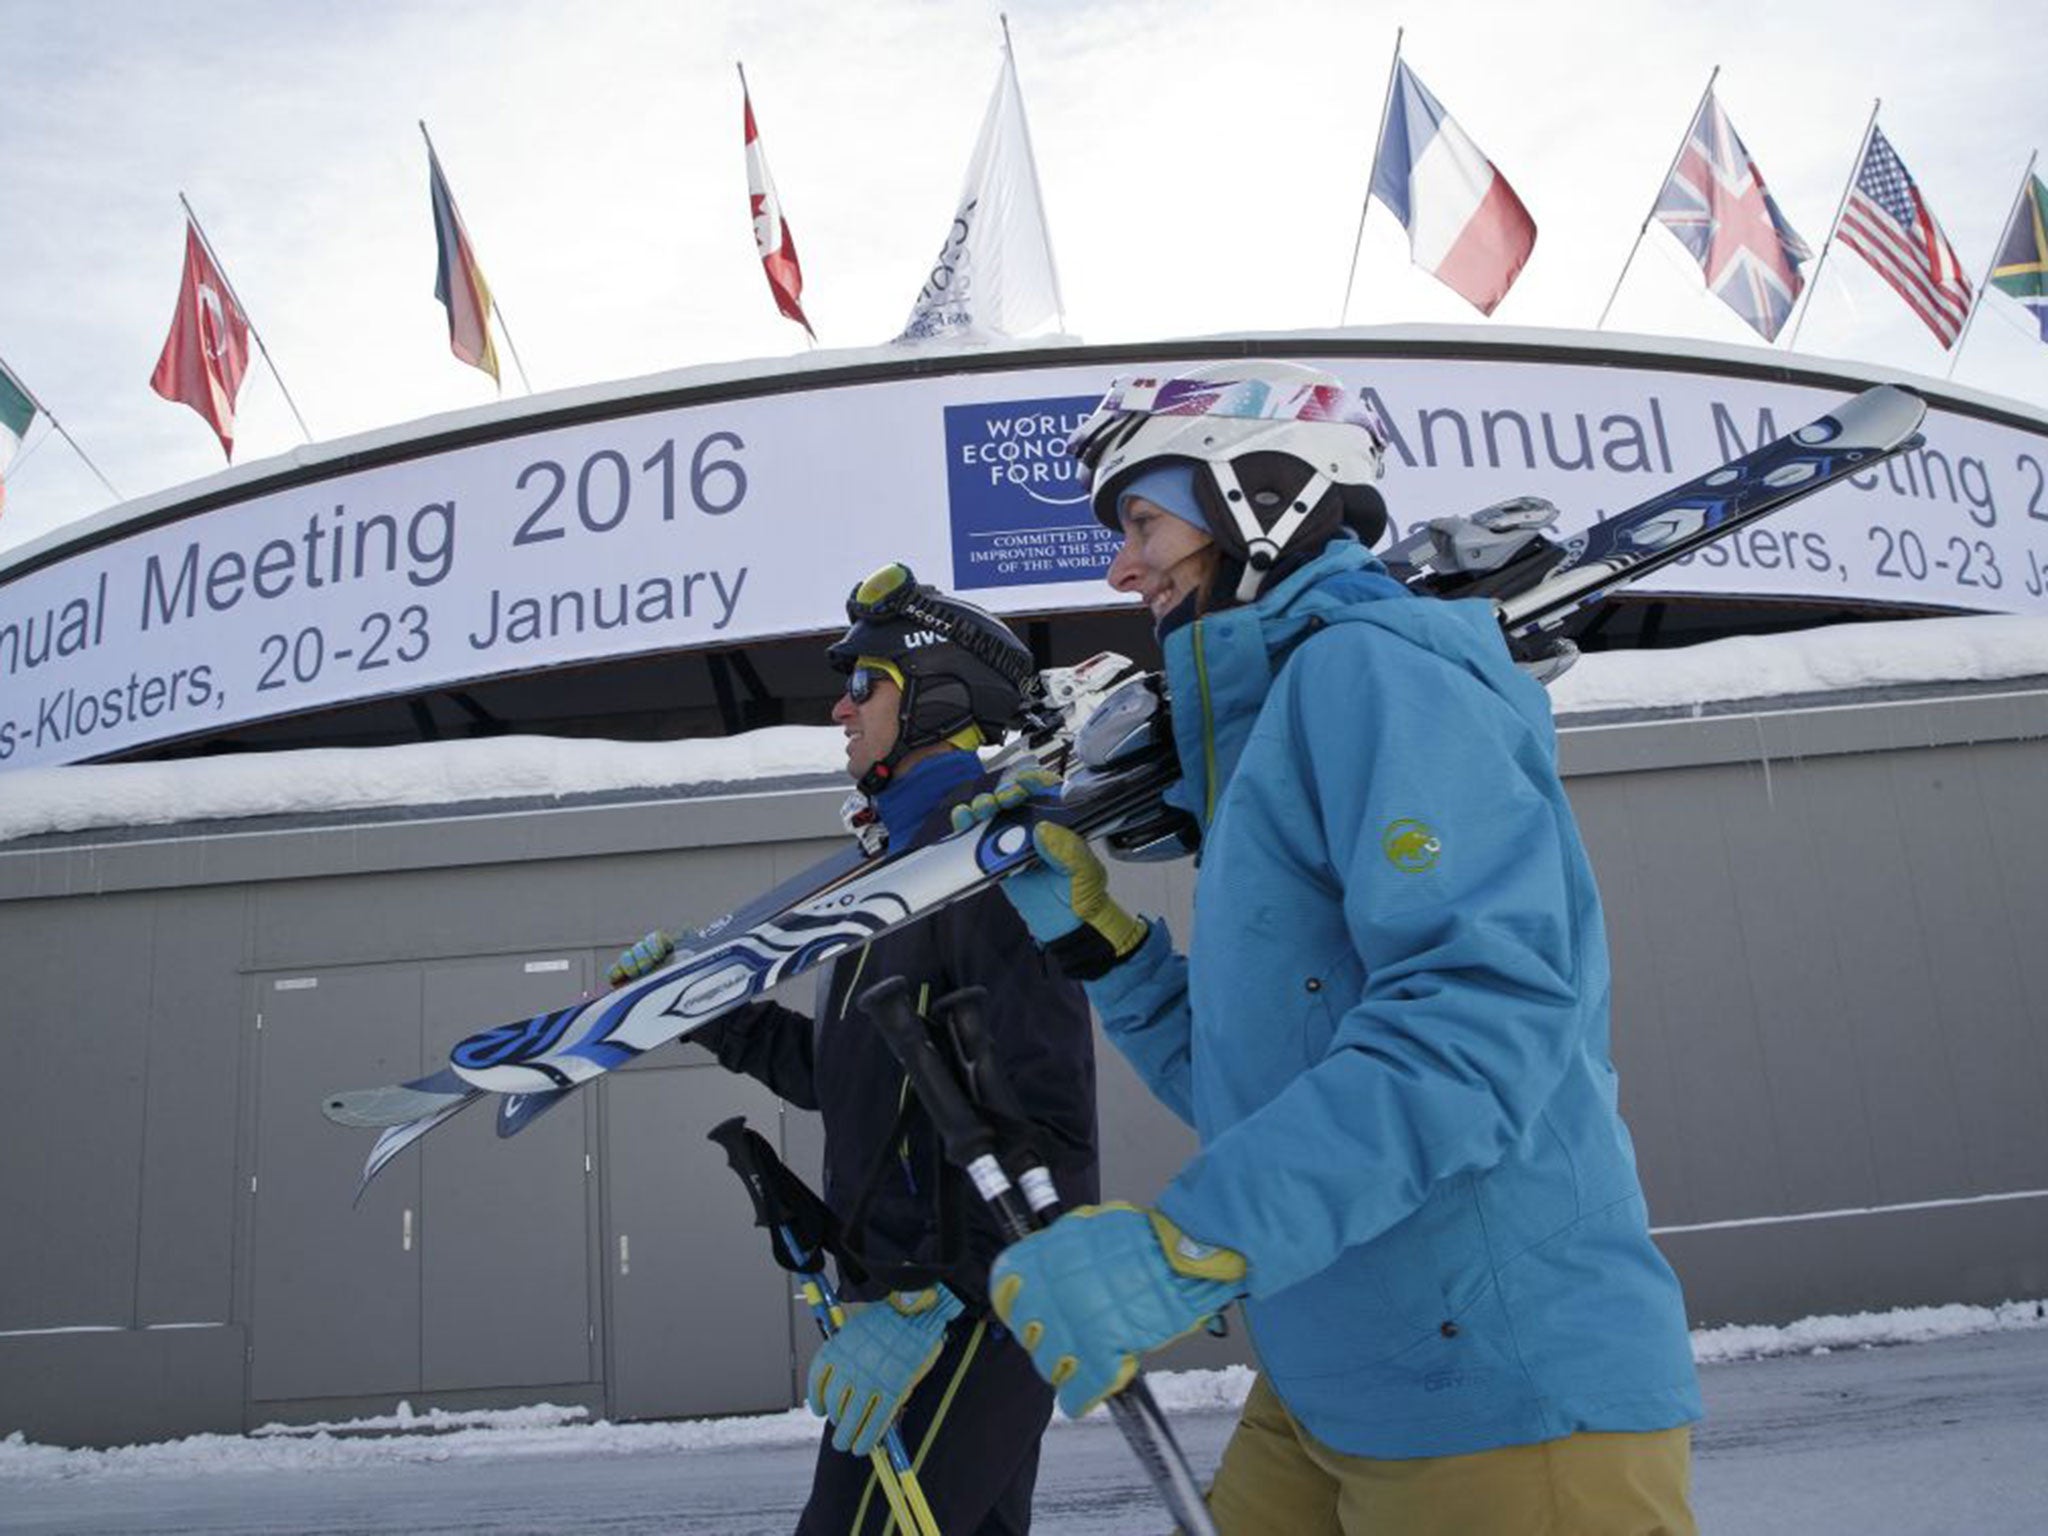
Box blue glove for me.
[807,1285,964,1456]
[607,929,675,988]
[990,1204,1247,1418]
[951,773,1147,980]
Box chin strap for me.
[1207,460,1333,602]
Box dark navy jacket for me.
[697,750,1099,1307]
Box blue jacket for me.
[1087,539,1702,1458]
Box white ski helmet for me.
[1065,360,1391,601]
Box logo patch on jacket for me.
[1382,819,1442,873]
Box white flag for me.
[896,42,1064,344]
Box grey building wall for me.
[3,683,2047,1447]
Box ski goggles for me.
[845,562,921,623]
[1064,373,1390,469]
[844,656,905,704]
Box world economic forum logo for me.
[944,394,1123,591]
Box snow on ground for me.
[2,1299,2040,1483]
[4,613,2047,848]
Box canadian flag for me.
[150,221,252,460]
[743,77,813,338]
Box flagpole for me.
[0,351,122,501]
[1786,98,1880,353]
[176,194,315,443]
[1946,150,2038,379]
[418,122,533,394]
[1595,66,1719,331]
[1339,26,1403,326]
[999,14,1068,334]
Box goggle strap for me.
[1085,376,1388,436]
[887,589,1042,700]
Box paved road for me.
[7,1328,2046,1534]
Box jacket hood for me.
[1161,538,1550,830]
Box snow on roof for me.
[3,613,2046,847]
[1545,611,2048,717]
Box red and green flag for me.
[1989,173,2048,343]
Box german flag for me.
[425,134,499,382]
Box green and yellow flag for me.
[1990,173,2048,343]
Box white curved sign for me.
[2,343,2045,769]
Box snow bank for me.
[3,1298,2041,1482]
[1688,1297,2048,1366]
[5,614,2048,847]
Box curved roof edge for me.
[8,324,2046,582]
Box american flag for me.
[1653,90,1810,342]
[1840,126,1972,348]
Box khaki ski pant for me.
[1197,1372,1697,1536]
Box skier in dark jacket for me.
[961,362,1702,1534]
[612,565,1097,1536]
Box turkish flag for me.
[744,83,813,338]
[150,221,252,460]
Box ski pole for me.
[932,985,1234,1512]
[930,987,1062,1223]
[708,1117,944,1536]
[858,977,1220,1536]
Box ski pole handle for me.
[708,1117,801,1242]
[707,1115,835,1277]
[932,988,1062,1223]
[858,977,1037,1242]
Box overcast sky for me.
[2,0,2044,555]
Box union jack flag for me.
[1840,125,1972,348]
[1652,90,1810,342]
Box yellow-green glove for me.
[607,929,676,988]
[807,1285,964,1457]
[991,1204,1247,1418]
[951,774,1147,981]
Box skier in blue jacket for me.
[970,361,1703,1534]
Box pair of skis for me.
[324,383,1930,1189]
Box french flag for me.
[1370,59,1536,315]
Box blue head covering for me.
[1116,462,1208,534]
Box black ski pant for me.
[796,1314,1054,1536]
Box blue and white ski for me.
[325,384,1927,1188]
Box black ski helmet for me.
[1065,360,1391,602]
[826,562,1036,793]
